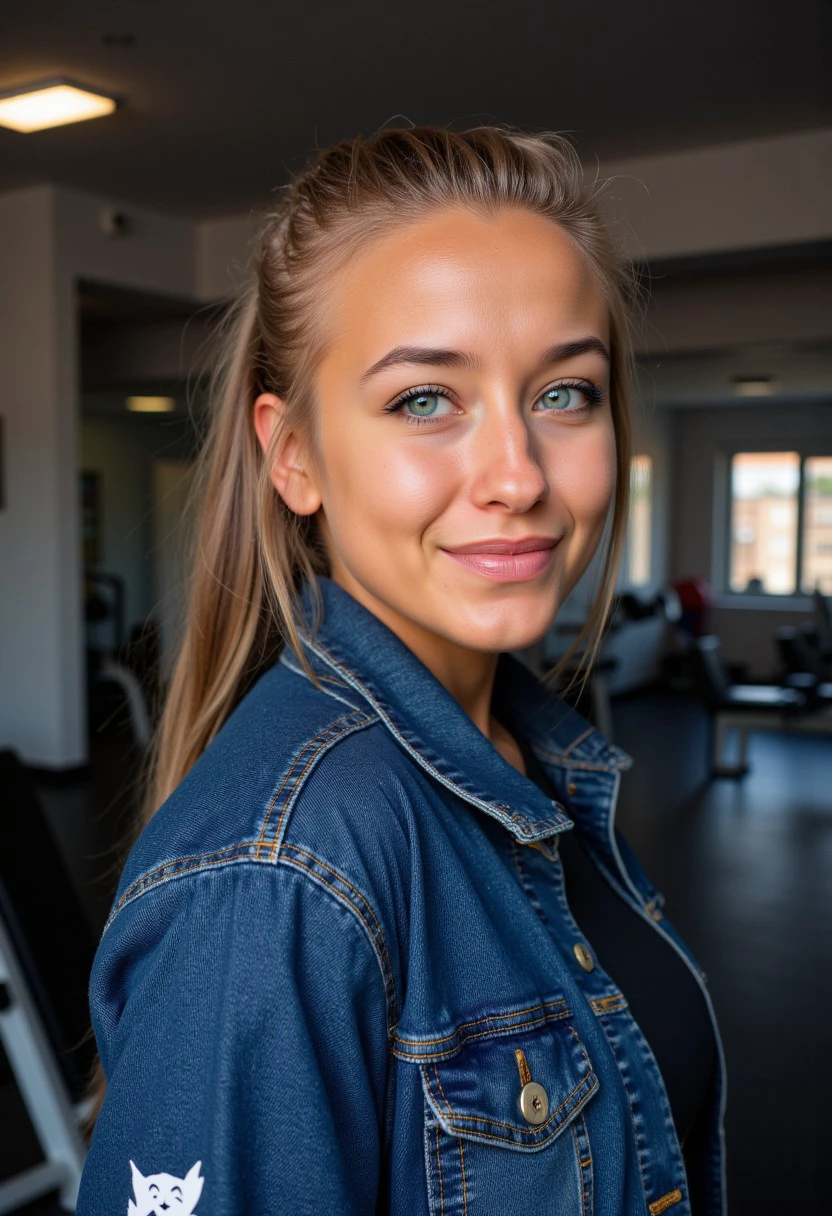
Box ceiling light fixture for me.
[126,396,176,414]
[731,376,779,398]
[0,78,118,133]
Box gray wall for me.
[0,185,195,766]
[669,401,832,676]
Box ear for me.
[253,392,322,517]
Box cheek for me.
[322,419,455,533]
[552,424,617,526]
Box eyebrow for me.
[359,336,610,383]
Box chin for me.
[454,599,558,655]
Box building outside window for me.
[727,451,832,595]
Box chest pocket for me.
[410,1003,599,1216]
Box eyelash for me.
[383,380,606,427]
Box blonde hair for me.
[82,124,636,1135]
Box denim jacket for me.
[79,573,727,1216]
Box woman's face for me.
[261,206,617,671]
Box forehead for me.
[322,206,610,365]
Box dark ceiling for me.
[1,0,829,220]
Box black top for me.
[510,727,717,1192]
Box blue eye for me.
[538,385,584,411]
[385,380,602,428]
[402,392,452,418]
[384,386,456,426]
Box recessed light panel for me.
[126,396,176,413]
[0,80,117,133]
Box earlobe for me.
[252,392,322,517]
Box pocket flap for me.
[420,1015,598,1151]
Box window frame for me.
[623,453,653,589]
[719,444,831,605]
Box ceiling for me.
[1,0,829,220]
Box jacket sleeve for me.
[77,859,393,1215]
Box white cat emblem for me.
[127,1159,204,1216]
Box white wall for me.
[0,185,198,767]
[0,188,79,766]
[600,128,832,261]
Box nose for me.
[468,399,549,512]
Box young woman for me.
[77,126,726,1216]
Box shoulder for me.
[102,653,422,990]
[109,657,373,906]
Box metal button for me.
[519,1081,549,1124]
[573,942,595,971]
[567,782,577,796]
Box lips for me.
[442,536,559,555]
[441,541,558,583]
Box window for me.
[727,452,832,595]
[803,457,832,594]
[625,455,652,586]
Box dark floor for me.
[613,694,830,1216]
[5,689,831,1214]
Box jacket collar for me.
[287,574,631,846]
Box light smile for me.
[441,544,558,582]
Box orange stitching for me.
[589,994,627,1013]
[111,842,258,917]
[432,1063,454,1118]
[565,1025,596,1092]
[280,845,397,1021]
[112,712,371,913]
[394,1010,570,1061]
[258,710,369,856]
[434,1123,445,1216]
[256,716,354,850]
[282,844,380,921]
[425,1085,596,1146]
[426,1067,596,1136]
[278,855,398,1030]
[394,999,567,1048]
[458,1137,468,1216]
[394,1011,571,1061]
[596,1021,650,1205]
[649,1190,683,1215]
[278,856,387,967]
[571,1111,593,1216]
